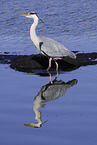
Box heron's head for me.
[20,12,44,24]
[20,12,38,19]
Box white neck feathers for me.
[30,16,39,49]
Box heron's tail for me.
[63,51,77,65]
[68,51,76,59]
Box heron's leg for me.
[47,58,52,71]
[55,61,58,78]
[48,70,53,84]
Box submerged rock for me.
[0,52,97,75]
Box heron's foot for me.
[47,67,50,71]
[56,70,58,78]
[55,75,58,81]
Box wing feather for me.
[39,37,76,59]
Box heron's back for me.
[39,37,76,59]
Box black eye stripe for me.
[29,12,39,18]
[29,12,37,15]
[28,12,44,24]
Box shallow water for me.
[0,0,97,145]
[0,64,97,145]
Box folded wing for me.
[39,37,76,59]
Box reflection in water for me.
[24,79,78,128]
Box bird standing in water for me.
[20,12,76,77]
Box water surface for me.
[0,0,97,145]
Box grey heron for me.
[20,12,76,76]
[24,79,78,128]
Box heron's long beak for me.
[24,123,42,128]
[19,14,29,16]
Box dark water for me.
[0,0,97,145]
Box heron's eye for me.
[29,12,34,15]
[29,12,36,15]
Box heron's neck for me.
[30,17,39,48]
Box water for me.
[0,0,97,145]
[1,0,97,54]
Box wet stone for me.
[0,52,97,75]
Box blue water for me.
[1,0,97,54]
[0,0,97,145]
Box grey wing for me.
[39,37,76,59]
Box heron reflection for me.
[24,79,78,128]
